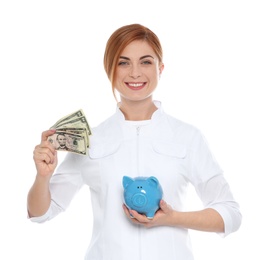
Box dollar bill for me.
[48,109,92,155]
[55,116,92,136]
[51,109,85,129]
[56,127,89,148]
[48,131,87,155]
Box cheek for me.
[114,70,125,82]
[150,70,160,81]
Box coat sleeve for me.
[28,152,84,223]
[188,129,242,237]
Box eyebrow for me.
[119,55,155,60]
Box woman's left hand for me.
[122,200,174,228]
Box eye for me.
[141,60,152,65]
[118,60,129,66]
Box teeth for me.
[129,83,143,87]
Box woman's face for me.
[114,40,164,103]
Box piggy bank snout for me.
[132,193,147,208]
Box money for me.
[48,109,92,155]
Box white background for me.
[1,0,277,259]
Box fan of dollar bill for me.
[47,109,92,156]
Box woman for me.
[28,23,242,260]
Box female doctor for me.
[27,23,242,260]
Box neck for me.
[119,99,157,121]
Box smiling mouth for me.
[126,82,146,89]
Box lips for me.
[125,82,146,90]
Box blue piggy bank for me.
[122,176,163,219]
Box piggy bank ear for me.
[147,176,159,187]
[122,176,134,188]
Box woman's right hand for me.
[33,129,58,177]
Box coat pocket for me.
[88,142,121,159]
[152,141,187,159]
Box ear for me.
[159,63,164,77]
[122,176,134,188]
[147,176,159,187]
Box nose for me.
[129,65,142,79]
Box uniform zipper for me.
[135,125,143,260]
[136,126,141,136]
[136,126,141,176]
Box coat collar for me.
[115,100,164,123]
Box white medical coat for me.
[30,101,242,260]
